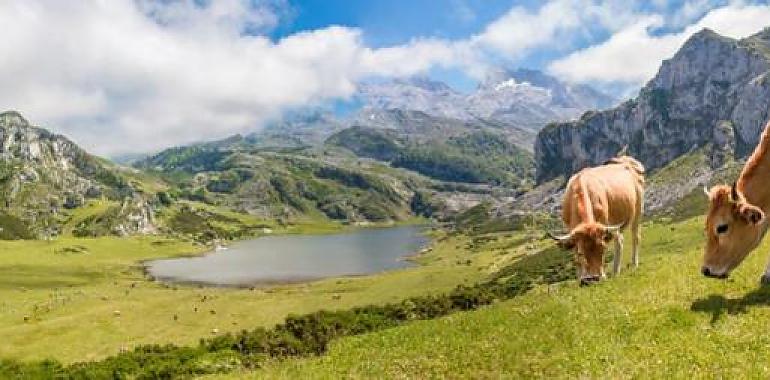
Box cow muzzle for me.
[701,266,728,279]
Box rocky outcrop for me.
[0,111,157,238]
[536,28,770,183]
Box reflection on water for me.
[145,226,428,286]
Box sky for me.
[0,0,769,156]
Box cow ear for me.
[738,203,765,225]
[731,182,739,202]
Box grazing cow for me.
[549,156,645,285]
[702,121,770,282]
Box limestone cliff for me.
[536,28,770,183]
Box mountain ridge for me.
[357,68,615,133]
[0,111,158,238]
[535,27,770,183]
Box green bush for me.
[0,213,34,240]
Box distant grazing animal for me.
[549,156,645,285]
[702,120,770,282]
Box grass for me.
[208,216,770,379]
[6,191,770,378]
[58,199,117,236]
[0,224,522,365]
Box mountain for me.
[244,111,345,148]
[135,141,441,223]
[0,111,157,238]
[326,125,533,189]
[357,77,469,120]
[535,27,770,183]
[357,68,615,133]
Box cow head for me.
[549,222,623,285]
[702,183,766,279]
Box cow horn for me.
[547,231,572,242]
[731,182,739,202]
[703,185,710,197]
[604,223,625,233]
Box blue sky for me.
[270,0,522,90]
[272,0,517,46]
[1,1,769,154]
[266,0,757,92]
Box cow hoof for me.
[761,275,770,286]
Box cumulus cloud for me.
[0,0,613,155]
[1,0,766,155]
[0,1,426,155]
[0,1,374,154]
[548,3,770,86]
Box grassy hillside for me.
[224,216,770,378]
[0,141,764,378]
[135,143,442,224]
[0,226,526,366]
[6,211,764,378]
[327,126,534,190]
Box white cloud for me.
[469,0,642,60]
[548,3,770,86]
[0,1,376,154]
[667,0,718,28]
[1,0,764,155]
[0,0,617,155]
[471,0,582,58]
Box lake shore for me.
[0,223,501,364]
[144,225,431,287]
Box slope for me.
[326,125,534,190]
[0,111,162,238]
[135,141,438,224]
[246,216,770,378]
[194,154,770,379]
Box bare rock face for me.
[0,111,156,238]
[113,195,157,236]
[536,28,770,183]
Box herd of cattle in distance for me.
[549,120,770,286]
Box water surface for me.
[145,226,428,286]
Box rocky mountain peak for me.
[0,110,79,165]
[358,68,615,136]
[0,110,30,128]
[535,28,770,183]
[0,111,157,238]
[394,76,455,93]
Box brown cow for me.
[702,121,770,282]
[550,156,645,285]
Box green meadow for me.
[4,202,770,378]
[0,224,512,365]
[215,217,770,379]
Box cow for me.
[702,121,770,282]
[549,156,645,285]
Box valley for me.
[0,10,769,378]
[0,225,528,364]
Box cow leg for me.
[761,259,770,285]
[612,232,624,276]
[632,185,643,269]
[631,219,641,268]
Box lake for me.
[145,225,429,286]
